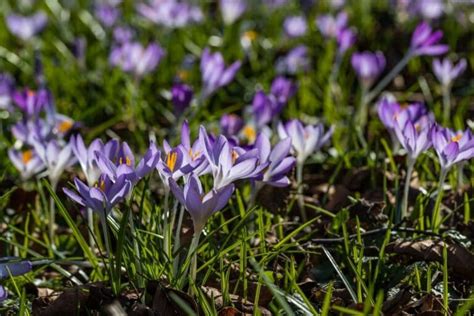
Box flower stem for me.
[173,205,185,277]
[188,231,202,294]
[87,208,95,250]
[365,52,413,104]
[432,169,448,233]
[296,162,307,222]
[49,180,58,250]
[399,159,415,223]
[442,85,451,126]
[356,86,369,130]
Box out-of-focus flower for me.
[113,26,134,44]
[94,4,120,27]
[276,45,311,74]
[392,110,432,161]
[252,91,276,128]
[64,174,132,215]
[110,42,165,78]
[12,88,50,117]
[220,0,246,25]
[137,0,203,28]
[32,139,77,187]
[200,48,241,97]
[351,51,386,88]
[316,12,348,39]
[200,126,266,189]
[171,83,193,115]
[431,125,474,171]
[8,147,45,180]
[409,22,448,56]
[331,0,346,9]
[169,174,234,233]
[6,12,47,40]
[377,98,432,131]
[337,27,356,54]
[270,76,297,112]
[283,16,307,38]
[263,0,288,8]
[254,134,295,187]
[414,0,444,20]
[220,114,244,137]
[11,120,50,145]
[278,120,333,164]
[0,258,32,302]
[432,58,467,87]
[0,74,14,110]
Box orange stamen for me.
[451,134,463,143]
[166,152,178,171]
[22,150,33,164]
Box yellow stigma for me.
[231,150,239,164]
[188,149,200,161]
[26,89,35,97]
[99,179,105,192]
[243,30,257,41]
[119,156,132,166]
[177,70,189,81]
[451,133,463,143]
[242,125,256,143]
[22,150,33,164]
[166,152,178,171]
[57,120,74,133]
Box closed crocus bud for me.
[316,12,348,39]
[409,22,448,56]
[432,58,467,87]
[220,114,244,137]
[283,16,307,38]
[270,76,297,113]
[95,3,120,27]
[337,28,356,54]
[6,12,47,40]
[351,51,386,88]
[220,0,247,25]
[171,83,193,115]
[0,73,14,111]
[276,45,311,74]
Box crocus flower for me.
[12,88,50,117]
[113,26,134,44]
[32,139,77,187]
[220,0,247,25]
[278,120,333,164]
[316,12,348,39]
[432,58,467,87]
[431,125,474,171]
[169,174,234,233]
[413,0,444,20]
[137,0,203,28]
[337,28,356,54]
[254,134,295,187]
[178,121,210,176]
[8,148,45,180]
[0,257,32,302]
[110,42,165,78]
[351,51,386,88]
[95,4,120,27]
[171,83,193,115]
[11,119,50,145]
[392,110,432,161]
[6,12,47,40]
[252,91,276,128]
[409,22,448,56]
[377,98,432,132]
[220,114,244,137]
[200,126,266,189]
[200,48,242,98]
[270,76,297,113]
[64,174,132,215]
[276,45,310,74]
[283,16,308,38]
[0,73,14,110]
[263,0,288,8]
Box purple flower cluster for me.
[316,11,355,54]
[137,0,203,28]
[200,48,241,98]
[220,0,247,25]
[6,12,47,40]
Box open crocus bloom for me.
[392,110,432,161]
[409,22,448,56]
[278,120,333,165]
[169,174,234,233]
[432,58,467,87]
[0,257,33,302]
[6,12,47,40]
[316,12,348,39]
[8,148,45,180]
[431,125,474,171]
[377,98,432,132]
[110,42,165,78]
[12,88,50,118]
[351,51,386,88]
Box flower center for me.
[188,149,200,161]
[119,156,132,166]
[166,152,178,171]
[57,120,74,133]
[242,125,256,143]
[231,150,239,164]
[177,70,189,81]
[243,30,257,41]
[451,133,462,143]
[22,150,33,164]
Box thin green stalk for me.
[356,86,369,129]
[365,52,413,104]
[128,211,143,288]
[400,158,415,223]
[100,212,117,295]
[442,85,451,126]
[87,208,95,249]
[173,205,185,277]
[163,191,170,259]
[432,169,448,233]
[188,231,202,294]
[49,180,58,250]
[296,162,307,222]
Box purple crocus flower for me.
[220,0,247,25]
[254,134,295,187]
[200,126,266,189]
[252,91,276,128]
[8,148,45,180]
[220,114,244,137]
[11,119,50,145]
[337,27,356,54]
[431,125,474,171]
[169,174,234,233]
[392,110,433,161]
[6,12,47,40]
[0,74,14,110]
[110,42,165,78]
[316,12,348,39]
[171,83,193,115]
[12,88,50,117]
[0,258,32,302]
[432,58,467,87]
[95,4,120,27]
[63,174,132,215]
[413,0,444,20]
[409,22,449,56]
[276,45,310,74]
[113,26,134,44]
[283,16,308,38]
[200,48,242,98]
[270,76,297,112]
[351,51,386,88]
[156,141,186,190]
[137,0,203,28]
[178,121,210,176]
[377,97,432,132]
[278,120,333,164]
